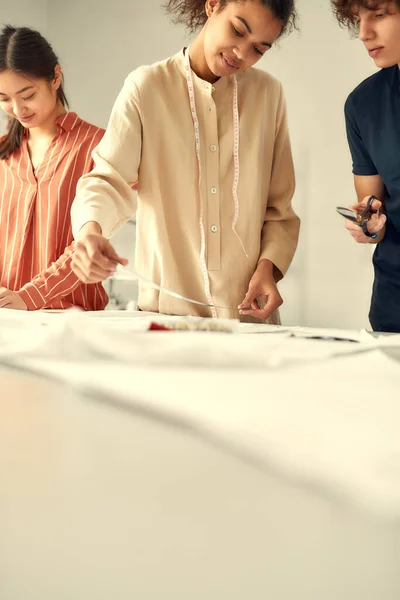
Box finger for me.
[76,240,115,272]
[367,213,386,233]
[238,302,259,314]
[238,289,256,310]
[73,246,116,281]
[349,231,370,243]
[345,220,362,232]
[71,260,107,285]
[86,239,126,270]
[239,294,282,320]
[362,195,382,212]
[350,198,382,212]
[239,304,276,320]
[251,299,259,310]
[0,295,11,308]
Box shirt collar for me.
[56,112,81,132]
[174,47,234,94]
[21,111,81,137]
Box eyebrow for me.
[0,85,34,96]
[236,16,273,48]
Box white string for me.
[116,265,229,310]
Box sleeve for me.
[16,243,82,310]
[258,84,300,281]
[344,94,378,176]
[71,74,142,240]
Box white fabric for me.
[1,309,400,519]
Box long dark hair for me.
[163,0,298,36]
[0,25,69,160]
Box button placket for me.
[202,94,221,271]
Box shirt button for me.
[210,187,217,194]
[212,86,215,92]
[210,145,217,152]
[210,225,218,233]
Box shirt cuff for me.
[16,284,46,311]
[258,240,295,282]
[71,207,130,240]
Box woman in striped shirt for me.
[0,25,108,311]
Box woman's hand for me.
[71,222,128,284]
[238,259,283,320]
[0,288,27,310]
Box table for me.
[1,310,400,599]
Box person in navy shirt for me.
[331,0,400,332]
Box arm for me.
[70,75,142,283]
[71,75,142,241]
[15,243,82,310]
[344,97,386,244]
[239,84,299,319]
[257,83,300,283]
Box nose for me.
[12,97,27,118]
[232,43,247,63]
[358,18,374,43]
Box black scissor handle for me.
[360,195,378,219]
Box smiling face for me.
[0,67,62,129]
[354,1,400,67]
[202,0,284,77]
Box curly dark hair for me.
[163,0,298,37]
[331,0,400,32]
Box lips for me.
[367,46,384,58]
[18,115,35,123]
[222,54,239,70]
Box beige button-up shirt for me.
[72,49,300,319]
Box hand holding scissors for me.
[336,195,386,243]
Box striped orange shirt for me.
[0,112,108,310]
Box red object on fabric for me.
[148,322,172,331]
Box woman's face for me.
[203,0,284,78]
[0,67,62,129]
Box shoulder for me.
[346,67,394,110]
[240,66,283,96]
[63,114,105,146]
[124,54,180,93]
[74,116,105,140]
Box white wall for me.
[45,0,378,327]
[0,0,47,33]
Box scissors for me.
[336,195,379,239]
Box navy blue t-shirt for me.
[345,65,400,332]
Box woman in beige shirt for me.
[71,0,300,321]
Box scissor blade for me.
[336,206,360,223]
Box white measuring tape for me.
[183,46,247,319]
[116,265,229,310]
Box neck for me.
[28,101,67,141]
[189,30,219,84]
